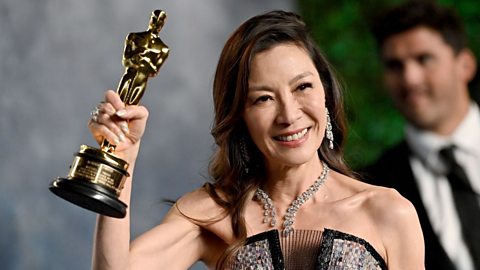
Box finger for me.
[95,97,131,135]
[102,91,130,133]
[95,112,127,142]
[114,106,148,144]
[88,121,122,145]
[97,101,116,116]
[115,105,149,121]
[88,101,127,143]
[105,90,125,111]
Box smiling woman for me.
[243,44,327,169]
[88,10,425,269]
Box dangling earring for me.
[326,108,334,150]
[239,137,250,174]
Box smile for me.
[275,128,308,142]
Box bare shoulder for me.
[358,182,424,265]
[166,185,227,224]
[129,186,230,269]
[335,173,415,218]
[342,177,416,222]
[365,185,417,225]
[332,175,424,268]
[361,183,425,268]
[337,173,419,227]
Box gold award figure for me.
[118,10,169,106]
[50,10,170,218]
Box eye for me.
[384,59,403,73]
[417,54,434,65]
[297,82,313,91]
[254,95,273,104]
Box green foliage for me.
[298,0,480,169]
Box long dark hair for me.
[204,10,351,267]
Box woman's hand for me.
[88,90,149,161]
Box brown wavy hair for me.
[205,10,351,267]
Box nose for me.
[402,61,424,88]
[276,93,302,125]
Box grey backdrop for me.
[0,0,294,269]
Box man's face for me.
[381,26,470,134]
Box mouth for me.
[274,128,309,142]
[400,87,428,105]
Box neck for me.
[430,95,471,136]
[263,156,325,204]
[256,160,330,236]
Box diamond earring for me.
[326,108,334,150]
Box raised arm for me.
[88,90,221,269]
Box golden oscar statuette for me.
[50,10,170,218]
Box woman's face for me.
[243,43,327,169]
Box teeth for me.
[277,128,308,142]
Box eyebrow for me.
[289,71,313,85]
[248,71,314,92]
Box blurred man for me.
[363,1,479,270]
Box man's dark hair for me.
[370,0,467,54]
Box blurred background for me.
[300,0,480,168]
[0,0,478,269]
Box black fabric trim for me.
[316,229,335,269]
[246,229,285,269]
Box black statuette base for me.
[50,177,127,218]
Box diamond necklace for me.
[255,162,329,237]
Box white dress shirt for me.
[405,103,480,270]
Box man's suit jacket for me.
[362,140,456,270]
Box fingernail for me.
[119,133,126,142]
[121,123,129,134]
[113,137,120,145]
[116,109,127,116]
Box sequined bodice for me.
[230,229,387,270]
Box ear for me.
[457,49,477,82]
